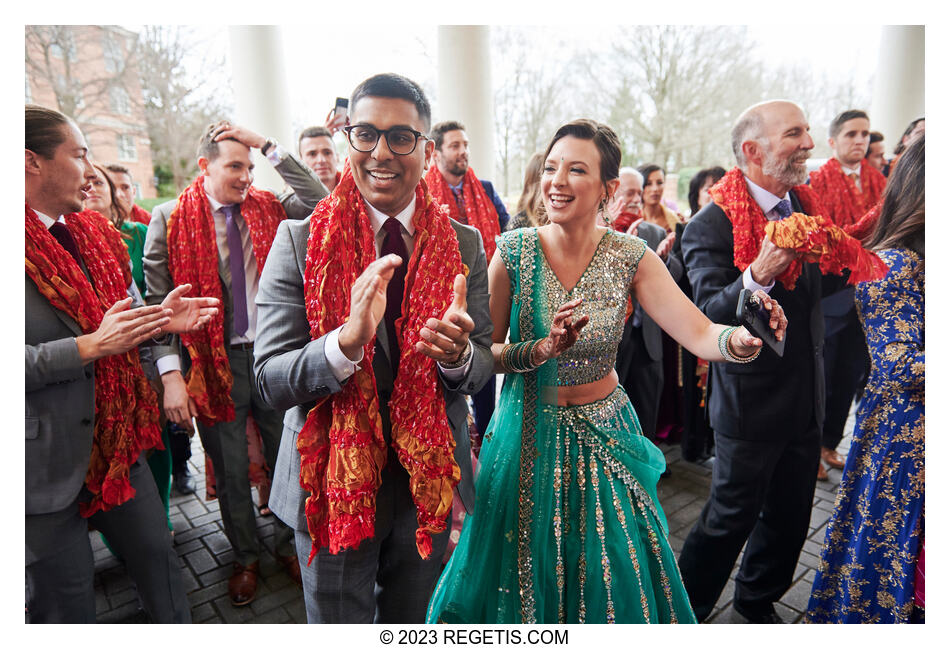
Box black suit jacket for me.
[681,190,840,440]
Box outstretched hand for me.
[416,274,474,364]
[160,284,220,334]
[531,297,590,365]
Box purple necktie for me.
[450,186,467,223]
[49,222,83,267]
[381,218,409,370]
[223,204,249,337]
[774,199,793,219]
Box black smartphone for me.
[736,289,785,357]
[334,97,348,119]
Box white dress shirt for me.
[324,196,473,383]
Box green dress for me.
[427,228,696,623]
[120,220,148,295]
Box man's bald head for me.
[731,100,814,195]
[732,100,805,170]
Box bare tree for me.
[25,25,140,133]
[602,25,768,170]
[491,27,580,198]
[136,26,230,193]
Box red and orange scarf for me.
[709,167,887,290]
[301,165,464,561]
[130,203,152,226]
[166,177,286,425]
[25,205,162,517]
[425,166,500,261]
[809,158,886,229]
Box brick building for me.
[25,25,157,199]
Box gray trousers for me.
[296,456,450,623]
[197,345,294,566]
[25,456,191,623]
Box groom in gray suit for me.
[254,73,494,623]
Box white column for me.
[436,26,495,181]
[869,26,925,151]
[227,26,293,192]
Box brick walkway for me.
[92,413,854,623]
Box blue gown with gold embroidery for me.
[426,228,695,623]
[806,248,925,623]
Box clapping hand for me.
[416,274,474,364]
[624,217,644,237]
[338,255,404,361]
[655,231,676,260]
[530,297,590,365]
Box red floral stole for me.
[166,177,286,425]
[130,203,152,225]
[809,158,886,228]
[301,165,463,561]
[425,166,500,261]
[709,167,824,289]
[710,168,887,290]
[25,205,162,517]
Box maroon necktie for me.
[49,222,83,267]
[450,186,467,224]
[223,204,249,337]
[380,218,409,371]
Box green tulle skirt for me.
[427,383,696,624]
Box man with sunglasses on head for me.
[253,73,493,623]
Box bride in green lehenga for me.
[426,119,787,624]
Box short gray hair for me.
[731,109,766,170]
[618,166,643,185]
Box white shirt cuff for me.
[156,354,182,375]
[438,340,473,381]
[743,266,774,294]
[265,143,288,166]
[326,326,362,382]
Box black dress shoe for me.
[732,601,784,624]
[172,469,196,495]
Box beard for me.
[447,158,469,177]
[762,147,810,187]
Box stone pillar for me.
[227,26,293,192]
[869,26,925,152]
[436,26,495,181]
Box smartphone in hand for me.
[736,289,785,357]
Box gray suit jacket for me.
[25,253,149,515]
[143,153,329,363]
[253,215,494,532]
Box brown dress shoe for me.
[817,462,829,482]
[820,447,846,470]
[277,553,302,586]
[228,561,259,606]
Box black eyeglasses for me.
[343,124,428,156]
